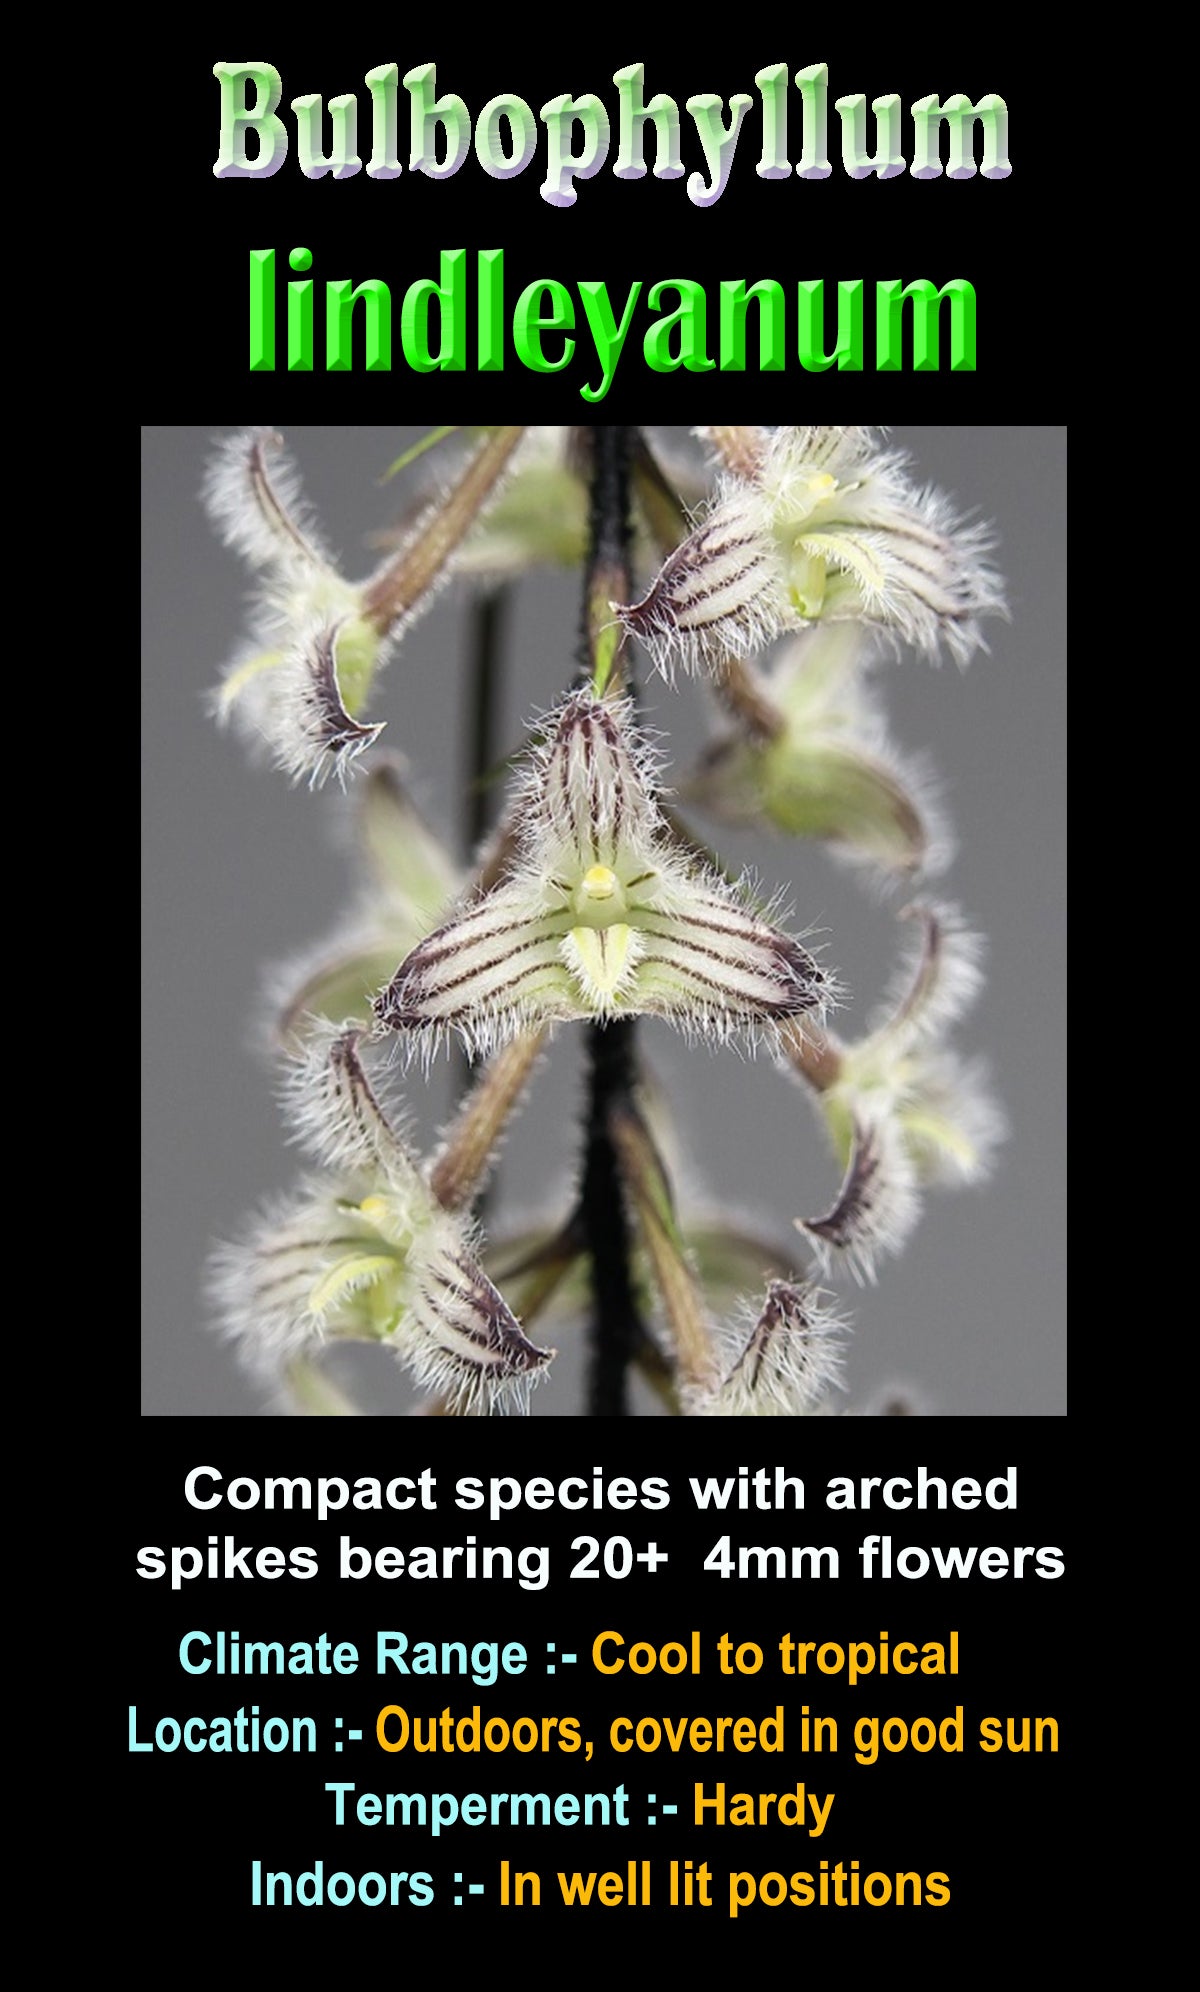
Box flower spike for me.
[374,691,829,1058]
[199,423,1011,1418]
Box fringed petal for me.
[404,1219,554,1414]
[799,1113,922,1284]
[693,1279,846,1416]
[203,429,335,579]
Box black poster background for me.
[149,39,1063,423]
[132,36,1077,1964]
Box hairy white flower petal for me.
[620,484,791,678]
[260,622,387,788]
[404,1220,554,1415]
[375,692,828,1055]
[767,426,879,479]
[800,1112,923,1284]
[202,428,335,579]
[211,1185,551,1412]
[631,879,822,1023]
[205,436,382,789]
[539,691,659,863]
[209,1177,398,1377]
[898,1050,1007,1188]
[280,1025,418,1185]
[868,903,985,1050]
[376,882,579,1055]
[795,905,1003,1280]
[693,1279,846,1416]
[211,601,386,786]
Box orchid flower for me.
[204,426,522,785]
[620,425,1006,676]
[210,1026,552,1413]
[789,905,1006,1280]
[374,690,829,1058]
[685,621,947,879]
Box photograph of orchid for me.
[190,423,1026,1418]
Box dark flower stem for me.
[581,1018,643,1415]
[454,588,507,1128]
[579,425,645,1416]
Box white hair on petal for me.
[202,428,334,578]
[619,480,791,679]
[278,1023,419,1187]
[211,615,389,790]
[209,1135,552,1413]
[900,1050,1008,1189]
[871,902,986,1048]
[402,1217,554,1415]
[207,1176,382,1379]
[690,1278,847,1416]
[275,623,387,789]
[799,1112,923,1285]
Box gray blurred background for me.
[141,427,1066,1416]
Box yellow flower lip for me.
[807,471,838,495]
[358,1194,388,1221]
[580,863,619,900]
